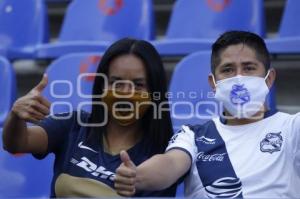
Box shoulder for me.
[181,120,216,135]
[269,112,300,125]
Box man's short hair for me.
[211,31,270,74]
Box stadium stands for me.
[153,0,265,56]
[0,0,49,59]
[266,0,300,53]
[0,56,16,126]
[36,0,154,59]
[43,53,101,113]
[0,141,54,197]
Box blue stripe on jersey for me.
[188,121,243,198]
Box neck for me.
[104,118,142,155]
[224,106,267,126]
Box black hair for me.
[89,38,173,155]
[211,30,270,74]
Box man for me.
[114,31,300,198]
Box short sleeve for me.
[166,125,197,163]
[33,112,76,159]
[291,113,300,165]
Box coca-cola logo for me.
[196,152,226,162]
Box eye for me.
[134,82,146,90]
[132,79,147,91]
[244,65,256,72]
[221,66,234,74]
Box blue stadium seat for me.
[0,136,54,198]
[0,58,52,197]
[43,53,101,114]
[266,0,300,53]
[36,0,154,59]
[169,51,215,131]
[0,56,16,127]
[0,0,49,59]
[153,0,265,56]
[169,51,276,132]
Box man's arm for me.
[114,149,191,196]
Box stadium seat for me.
[0,57,53,197]
[169,51,215,131]
[0,0,49,59]
[153,0,265,56]
[36,0,154,59]
[0,56,16,127]
[0,56,52,198]
[169,51,276,132]
[266,0,300,54]
[0,133,54,198]
[43,53,101,114]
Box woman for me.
[2,38,176,197]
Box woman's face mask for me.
[212,71,270,119]
[102,89,152,126]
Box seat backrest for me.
[166,0,265,40]
[43,53,102,114]
[58,0,154,42]
[278,0,300,37]
[0,137,54,198]
[0,56,16,126]
[0,0,48,48]
[0,58,52,198]
[169,51,215,131]
[169,51,276,131]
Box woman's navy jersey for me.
[34,111,176,197]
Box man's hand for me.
[12,74,50,123]
[115,150,137,197]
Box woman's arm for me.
[2,74,50,154]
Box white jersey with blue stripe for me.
[166,112,300,198]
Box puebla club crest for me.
[230,84,250,105]
[260,132,283,154]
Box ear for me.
[265,68,276,89]
[208,73,216,92]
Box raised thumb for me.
[120,150,136,168]
[34,74,48,92]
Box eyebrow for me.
[241,61,258,66]
[109,76,146,82]
[219,61,258,68]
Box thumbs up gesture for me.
[12,74,51,123]
[115,150,137,197]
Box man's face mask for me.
[102,89,152,126]
[212,71,270,119]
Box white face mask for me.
[213,71,270,119]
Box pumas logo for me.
[230,84,250,105]
[260,132,283,154]
[196,136,216,145]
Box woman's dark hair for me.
[89,38,173,155]
[211,30,270,74]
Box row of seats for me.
[1,0,300,60]
[0,51,276,197]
